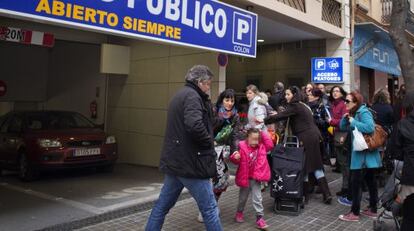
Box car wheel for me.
[19,154,38,182]
[97,164,115,173]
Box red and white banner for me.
[0,26,54,47]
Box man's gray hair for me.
[274,82,284,93]
[185,65,214,84]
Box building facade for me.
[353,0,414,103]
[0,0,350,167]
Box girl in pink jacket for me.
[230,128,274,230]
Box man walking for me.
[145,65,223,231]
[317,83,329,106]
[268,81,285,110]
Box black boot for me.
[336,188,348,197]
[317,177,332,204]
[315,186,322,194]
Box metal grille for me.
[322,0,342,28]
[276,0,306,12]
[66,140,103,147]
[381,0,392,24]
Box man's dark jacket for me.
[159,81,216,179]
[269,91,284,110]
[388,111,414,186]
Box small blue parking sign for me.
[311,57,343,83]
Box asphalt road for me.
[0,164,164,231]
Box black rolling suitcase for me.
[270,119,305,216]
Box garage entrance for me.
[0,35,107,125]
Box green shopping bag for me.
[214,124,233,144]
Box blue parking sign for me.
[0,0,258,57]
[232,12,253,47]
[311,57,343,83]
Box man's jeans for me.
[145,174,223,231]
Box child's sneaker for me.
[338,212,359,222]
[235,211,244,223]
[256,217,269,230]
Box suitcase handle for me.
[283,136,300,148]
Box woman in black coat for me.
[387,92,414,231]
[265,86,332,204]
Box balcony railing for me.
[322,0,342,28]
[276,0,306,13]
[381,0,414,33]
[381,0,392,24]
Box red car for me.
[0,111,118,181]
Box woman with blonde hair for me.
[245,85,269,131]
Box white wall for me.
[40,41,106,124]
[0,42,48,102]
[0,16,109,121]
[0,39,106,124]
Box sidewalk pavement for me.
[77,170,390,231]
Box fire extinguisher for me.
[90,100,97,119]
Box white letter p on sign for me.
[317,61,324,69]
[237,19,249,40]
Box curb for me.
[37,192,192,231]
[38,176,236,231]
[38,175,338,230]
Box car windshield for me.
[25,112,95,130]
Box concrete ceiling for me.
[257,16,323,44]
[221,0,333,45]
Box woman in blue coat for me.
[338,91,382,222]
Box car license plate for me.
[74,148,101,157]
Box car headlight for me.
[106,136,116,144]
[38,139,62,148]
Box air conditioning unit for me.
[100,44,130,75]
